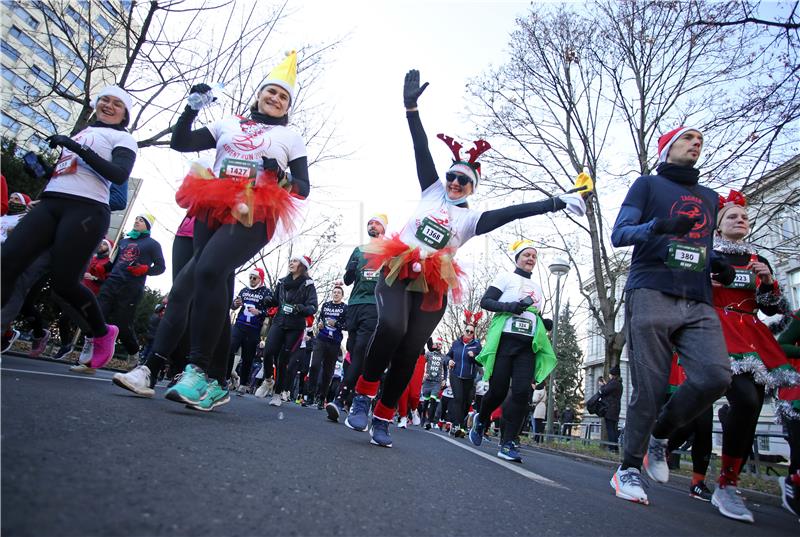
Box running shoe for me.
[1,329,20,353]
[610,466,649,505]
[186,379,230,412]
[316,398,324,410]
[780,475,800,517]
[89,324,119,369]
[254,380,270,398]
[236,385,248,396]
[397,416,408,429]
[643,435,670,483]
[326,399,345,423]
[712,484,754,523]
[411,409,421,426]
[28,329,50,357]
[689,480,713,502]
[281,390,290,402]
[269,393,282,407]
[453,426,466,438]
[69,364,96,375]
[466,411,475,430]
[469,414,485,446]
[165,364,209,405]
[369,417,393,448]
[53,344,74,360]
[167,372,183,388]
[77,339,94,365]
[497,441,522,462]
[345,395,370,432]
[112,365,155,397]
[424,422,432,430]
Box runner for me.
[420,339,447,430]
[447,311,483,437]
[468,240,556,463]
[775,309,800,519]
[306,285,347,408]
[227,268,272,395]
[345,70,587,448]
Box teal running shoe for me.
[186,379,230,412]
[165,364,208,405]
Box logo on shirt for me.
[670,195,710,239]
[119,243,140,264]
[231,133,264,152]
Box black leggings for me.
[722,373,765,459]
[227,324,261,387]
[361,277,447,409]
[336,303,377,404]
[788,418,800,475]
[668,403,713,476]
[98,282,143,355]
[450,377,475,428]
[477,334,535,443]
[1,196,110,336]
[263,324,303,393]
[169,235,194,374]
[307,339,339,401]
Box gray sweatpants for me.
[622,288,731,469]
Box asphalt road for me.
[2,355,798,536]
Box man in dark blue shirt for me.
[229,268,272,395]
[609,127,733,506]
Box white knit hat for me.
[92,85,133,115]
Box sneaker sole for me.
[112,375,154,397]
[325,403,340,422]
[69,366,96,375]
[610,476,649,505]
[497,452,522,463]
[469,432,483,447]
[344,417,368,432]
[711,494,754,523]
[185,394,231,412]
[165,388,205,406]
[689,492,712,502]
[779,477,800,517]
[369,429,392,448]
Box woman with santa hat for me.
[1,85,138,369]
[344,70,589,448]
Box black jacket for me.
[267,274,318,330]
[599,376,623,421]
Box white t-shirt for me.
[489,270,544,336]
[206,116,306,179]
[45,126,138,204]
[399,181,483,256]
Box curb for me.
[521,441,783,507]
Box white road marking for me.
[1,367,113,382]
[431,432,568,490]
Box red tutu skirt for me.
[362,234,465,312]
[175,163,298,231]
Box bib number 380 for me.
[665,242,706,272]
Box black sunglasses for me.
[465,329,474,334]
[445,172,472,186]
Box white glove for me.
[187,91,215,111]
[558,193,586,217]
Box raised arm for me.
[403,70,438,192]
[476,198,565,236]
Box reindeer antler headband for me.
[437,133,491,189]
[464,308,483,326]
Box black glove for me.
[711,258,736,286]
[652,215,698,236]
[262,157,286,180]
[47,135,80,152]
[506,301,527,315]
[403,69,429,109]
[189,83,213,95]
[542,318,554,332]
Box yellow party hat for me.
[263,50,297,104]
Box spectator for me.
[600,365,623,451]
[532,382,547,443]
[561,406,576,438]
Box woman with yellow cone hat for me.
[343,69,591,448]
[113,52,311,411]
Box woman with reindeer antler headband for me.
[343,69,591,448]
[444,309,484,438]
[707,190,799,523]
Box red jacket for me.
[84,255,111,295]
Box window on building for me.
[100,0,121,18]
[9,26,35,48]
[1,42,20,62]
[12,5,40,30]
[50,36,79,63]
[29,133,50,151]
[64,71,85,92]
[781,213,799,241]
[30,65,55,86]
[78,0,90,10]
[789,270,800,310]
[2,67,40,98]
[10,97,52,130]
[65,6,84,25]
[96,15,114,34]
[47,101,71,121]
[1,112,22,134]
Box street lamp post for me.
[544,257,570,442]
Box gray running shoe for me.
[711,485,754,523]
[643,435,670,483]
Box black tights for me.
[361,277,446,409]
[1,197,109,336]
[477,334,535,443]
[307,339,339,401]
[722,373,765,459]
[668,404,713,476]
[450,377,474,429]
[263,324,303,393]
[787,419,800,475]
[336,303,377,404]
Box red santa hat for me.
[657,126,702,164]
[297,255,312,269]
[249,267,265,283]
[9,192,31,206]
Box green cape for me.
[475,310,557,383]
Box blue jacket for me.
[447,338,483,380]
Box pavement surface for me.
[2,354,798,536]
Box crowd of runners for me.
[1,58,799,526]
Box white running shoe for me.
[112,365,155,397]
[643,435,670,483]
[77,339,94,365]
[610,466,649,505]
[398,416,408,429]
[280,390,290,402]
[254,381,269,398]
[69,364,96,375]
[712,485,754,523]
[269,393,282,407]
[411,410,421,426]
[264,378,275,396]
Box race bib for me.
[361,268,380,281]
[727,268,756,290]
[281,303,294,315]
[220,158,257,180]
[665,242,706,272]
[53,156,77,176]
[509,316,536,336]
[415,216,451,250]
